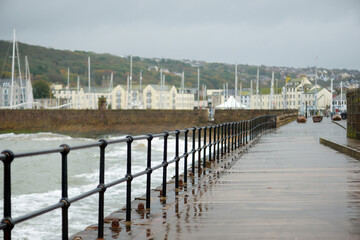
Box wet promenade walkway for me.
[153,118,360,239]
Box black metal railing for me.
[0,115,276,240]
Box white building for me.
[0,78,33,109]
[52,84,195,110]
[143,85,194,110]
[249,76,332,113]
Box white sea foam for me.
[0,132,186,240]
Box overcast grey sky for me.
[0,0,359,70]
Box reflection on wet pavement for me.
[156,118,360,239]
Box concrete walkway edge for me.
[320,137,360,160]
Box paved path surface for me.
[154,118,360,239]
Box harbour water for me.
[0,132,186,239]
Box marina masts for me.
[129,55,133,108]
[67,67,70,108]
[235,64,238,101]
[315,57,318,113]
[197,68,200,109]
[139,70,143,109]
[330,73,334,115]
[88,57,91,93]
[10,29,16,108]
[256,67,259,109]
[15,40,24,104]
[270,71,274,109]
[340,81,343,111]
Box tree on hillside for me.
[33,80,51,98]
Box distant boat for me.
[297,115,307,123]
[312,115,323,123]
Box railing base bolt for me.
[138,203,145,212]
[111,218,121,231]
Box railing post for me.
[192,127,196,175]
[235,122,238,149]
[98,139,107,239]
[209,126,212,162]
[224,123,227,155]
[274,115,277,128]
[227,123,231,153]
[146,134,153,209]
[162,132,169,199]
[203,126,207,170]
[237,122,241,147]
[240,121,243,146]
[60,144,70,240]
[244,120,246,142]
[231,123,234,151]
[175,130,180,190]
[221,124,224,157]
[250,119,253,141]
[1,150,14,240]
[217,125,220,162]
[184,129,189,185]
[246,121,248,144]
[126,136,134,223]
[198,127,202,175]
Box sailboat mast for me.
[235,64,238,101]
[256,67,259,109]
[15,41,24,105]
[109,72,113,94]
[10,29,16,108]
[139,70,142,109]
[250,80,253,97]
[67,67,70,108]
[126,75,129,109]
[330,74,333,115]
[88,57,91,93]
[315,56,318,114]
[162,74,166,109]
[26,57,34,109]
[77,75,80,109]
[239,81,242,107]
[340,81,343,111]
[270,71,274,109]
[130,55,133,108]
[181,71,185,109]
[197,68,200,109]
[159,68,163,109]
[139,70,142,94]
[25,55,28,105]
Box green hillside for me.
[0,40,358,90]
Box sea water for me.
[0,132,187,239]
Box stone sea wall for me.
[347,88,360,139]
[0,109,297,137]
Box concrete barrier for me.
[0,109,298,137]
[320,137,360,160]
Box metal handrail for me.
[1,115,277,240]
